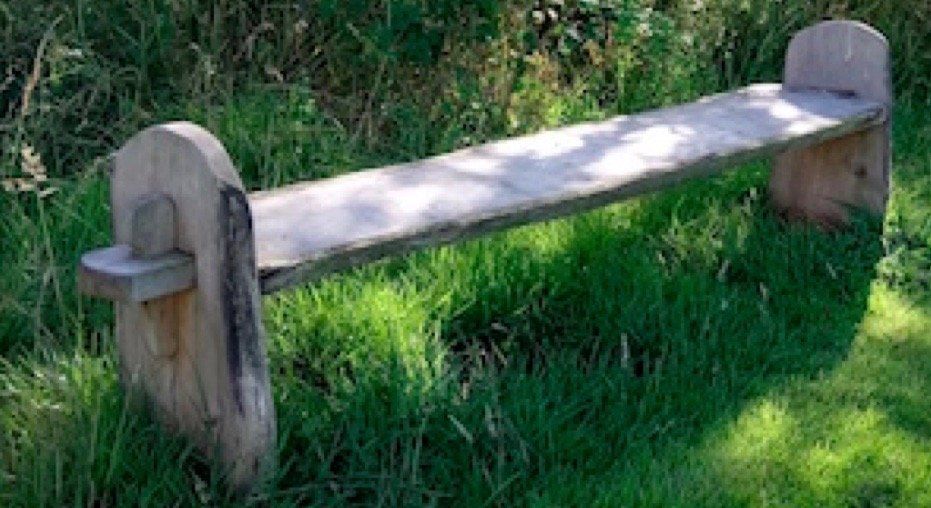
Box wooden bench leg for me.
[100,122,274,489]
[770,20,891,227]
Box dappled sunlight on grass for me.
[690,283,931,506]
[860,284,930,343]
[714,398,798,474]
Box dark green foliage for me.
[317,0,501,64]
[2,1,928,178]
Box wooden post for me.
[770,20,891,227]
[81,122,275,489]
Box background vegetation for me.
[1,0,929,505]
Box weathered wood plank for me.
[250,84,885,293]
[78,245,195,303]
[79,194,196,304]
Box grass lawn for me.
[0,95,927,506]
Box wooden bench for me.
[77,21,891,488]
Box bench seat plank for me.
[250,84,884,293]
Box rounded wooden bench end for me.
[770,20,891,227]
[109,122,276,489]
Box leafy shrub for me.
[0,0,927,181]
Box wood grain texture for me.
[770,20,891,226]
[250,84,884,293]
[110,122,274,489]
[131,194,177,259]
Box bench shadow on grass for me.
[507,188,895,505]
[270,171,891,504]
[493,185,891,501]
[634,263,931,506]
[272,100,925,503]
[266,95,895,503]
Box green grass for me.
[1,101,928,505]
[2,1,930,505]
